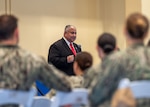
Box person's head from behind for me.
[97,33,116,60]
[0,14,19,45]
[125,13,149,45]
[73,51,93,76]
[64,25,77,43]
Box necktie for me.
[70,43,76,55]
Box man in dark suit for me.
[48,25,81,76]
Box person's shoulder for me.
[101,50,128,69]
[52,38,63,44]
[146,46,150,54]
[70,76,83,83]
[106,50,125,62]
[50,38,64,47]
[73,42,80,47]
[70,76,79,80]
[73,43,81,51]
[69,76,83,88]
[104,47,146,67]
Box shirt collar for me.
[63,37,73,46]
[129,42,144,49]
[0,44,19,48]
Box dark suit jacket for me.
[48,38,81,76]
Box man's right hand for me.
[67,55,74,63]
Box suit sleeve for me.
[48,44,69,68]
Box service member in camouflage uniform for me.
[88,13,150,107]
[48,51,93,98]
[83,33,117,107]
[0,14,71,107]
[84,33,117,89]
[70,51,93,88]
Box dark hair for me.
[126,13,149,39]
[75,51,93,71]
[0,14,18,40]
[98,33,116,54]
[64,25,72,32]
[64,25,76,32]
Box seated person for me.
[84,32,117,88]
[0,14,71,107]
[70,51,93,88]
[48,51,93,98]
[89,13,150,107]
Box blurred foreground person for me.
[83,33,117,107]
[84,33,117,88]
[0,14,71,107]
[89,13,150,107]
[70,51,93,88]
[48,51,93,98]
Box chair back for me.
[119,78,150,98]
[32,96,51,107]
[0,88,37,107]
[51,88,89,107]
[111,78,150,107]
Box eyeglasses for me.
[69,32,77,34]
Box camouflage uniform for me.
[69,75,84,88]
[84,64,102,89]
[84,60,111,107]
[0,45,71,107]
[86,43,150,107]
[47,75,84,98]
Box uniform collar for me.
[0,44,19,48]
[129,42,144,49]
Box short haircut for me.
[0,14,18,40]
[64,25,75,32]
[75,51,93,71]
[98,33,116,54]
[126,13,149,39]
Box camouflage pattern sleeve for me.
[89,57,124,107]
[0,46,72,92]
[43,64,72,91]
[25,56,72,92]
[83,67,98,88]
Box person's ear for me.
[96,45,100,52]
[96,45,103,59]
[143,31,149,40]
[14,28,19,43]
[96,45,99,51]
[124,26,128,38]
[14,28,19,36]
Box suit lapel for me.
[73,43,80,53]
[61,38,73,54]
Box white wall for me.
[100,0,126,50]
[0,0,5,14]
[142,0,150,44]
[6,0,103,65]
[0,0,142,65]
